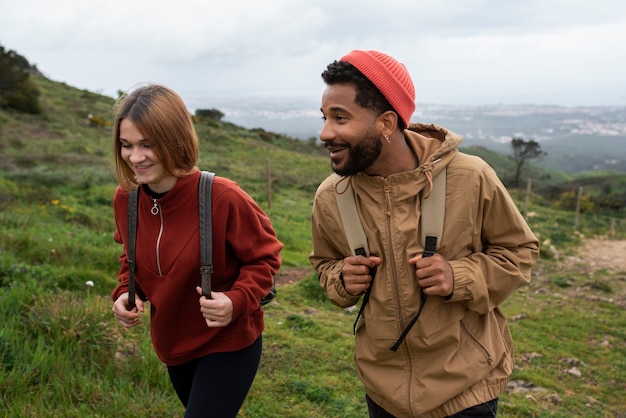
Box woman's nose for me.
[128,149,145,163]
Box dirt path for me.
[561,238,626,274]
[275,267,314,286]
[540,238,626,310]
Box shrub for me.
[195,108,224,121]
[0,45,42,114]
[554,190,594,212]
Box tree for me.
[510,137,546,187]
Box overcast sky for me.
[2,0,625,108]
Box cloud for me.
[1,0,625,106]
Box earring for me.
[384,135,390,144]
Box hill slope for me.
[1,68,625,418]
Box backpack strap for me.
[198,171,275,305]
[126,188,139,310]
[199,171,215,298]
[126,171,274,307]
[334,168,446,257]
[421,166,446,256]
[393,166,446,351]
[335,178,370,257]
[334,167,447,350]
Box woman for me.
[110,84,282,417]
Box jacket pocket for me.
[411,297,465,337]
[460,309,509,368]
[362,296,466,341]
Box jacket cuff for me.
[445,261,471,302]
[331,269,361,305]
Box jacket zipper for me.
[384,181,404,332]
[383,181,416,416]
[151,198,164,276]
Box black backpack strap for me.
[126,188,139,310]
[199,171,215,298]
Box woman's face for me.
[119,118,177,193]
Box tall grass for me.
[0,75,625,416]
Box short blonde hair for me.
[113,84,199,190]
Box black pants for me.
[366,395,499,418]
[167,336,262,418]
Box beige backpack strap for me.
[335,178,370,257]
[335,168,446,257]
[420,166,446,256]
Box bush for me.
[0,45,42,114]
[554,190,594,212]
[195,108,224,121]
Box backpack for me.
[125,171,276,309]
[334,167,446,351]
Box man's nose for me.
[319,121,335,143]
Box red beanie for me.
[340,50,415,128]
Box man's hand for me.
[409,253,454,297]
[341,255,381,295]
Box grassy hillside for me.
[1,75,625,417]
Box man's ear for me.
[377,110,399,137]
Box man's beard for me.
[331,129,383,176]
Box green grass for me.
[0,74,625,417]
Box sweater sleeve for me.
[110,187,130,302]
[216,184,283,319]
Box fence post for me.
[574,186,583,231]
[524,178,532,219]
[609,218,616,238]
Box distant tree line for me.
[509,137,625,215]
[0,44,42,114]
[195,108,224,121]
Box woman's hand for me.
[196,287,234,328]
[112,292,145,328]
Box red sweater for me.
[111,170,283,365]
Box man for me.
[310,50,539,417]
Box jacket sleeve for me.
[309,182,363,308]
[446,163,539,314]
[219,185,283,320]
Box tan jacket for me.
[310,123,539,417]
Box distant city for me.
[203,96,626,143]
[196,96,626,173]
